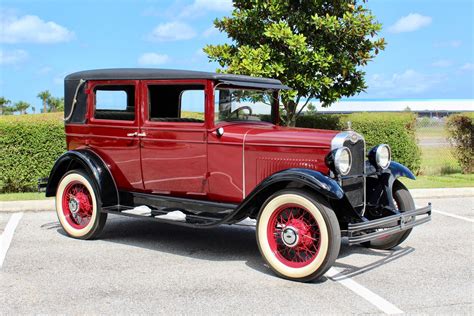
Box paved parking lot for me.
[1,195,473,314]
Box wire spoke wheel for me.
[268,204,321,268]
[55,170,107,240]
[256,190,341,282]
[62,181,93,229]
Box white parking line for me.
[326,267,403,315]
[415,204,474,223]
[0,212,23,268]
[431,209,473,223]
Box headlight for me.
[333,147,352,175]
[369,144,391,169]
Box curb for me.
[410,187,474,199]
[0,200,55,213]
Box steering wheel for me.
[229,106,253,119]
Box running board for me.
[101,204,240,229]
[127,191,238,214]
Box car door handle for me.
[127,132,138,137]
[137,132,146,137]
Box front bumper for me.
[347,204,431,245]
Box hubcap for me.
[68,198,80,214]
[281,226,299,247]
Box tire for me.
[256,189,341,282]
[55,170,107,240]
[363,180,414,250]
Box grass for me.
[401,173,474,189]
[0,192,51,201]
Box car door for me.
[139,80,208,197]
[86,80,143,191]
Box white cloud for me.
[138,53,170,66]
[202,26,219,38]
[181,0,233,17]
[0,13,74,43]
[432,59,453,68]
[148,22,197,41]
[460,63,474,71]
[368,69,444,96]
[0,49,28,65]
[389,13,432,33]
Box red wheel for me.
[56,170,107,239]
[267,204,322,268]
[257,190,340,282]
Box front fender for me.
[229,168,345,222]
[45,149,119,207]
[387,161,416,180]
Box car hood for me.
[218,122,339,149]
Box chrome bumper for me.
[347,204,431,245]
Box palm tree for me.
[37,90,51,113]
[47,96,64,112]
[0,97,11,115]
[15,101,30,115]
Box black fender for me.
[387,161,416,180]
[229,168,345,222]
[45,149,119,207]
[366,161,415,210]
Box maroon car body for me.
[44,69,431,282]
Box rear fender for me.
[45,149,119,207]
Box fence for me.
[414,116,459,176]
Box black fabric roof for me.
[65,68,289,89]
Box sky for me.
[0,0,473,112]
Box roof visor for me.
[217,80,291,90]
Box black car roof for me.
[65,68,290,90]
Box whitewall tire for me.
[55,170,107,239]
[256,189,341,282]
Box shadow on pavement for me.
[48,215,415,282]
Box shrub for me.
[446,113,473,173]
[0,113,66,193]
[297,112,421,174]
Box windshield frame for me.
[212,84,279,126]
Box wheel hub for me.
[281,226,299,247]
[68,198,80,214]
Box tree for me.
[204,0,385,126]
[0,97,11,115]
[15,101,30,115]
[37,90,51,113]
[47,96,64,112]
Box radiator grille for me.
[334,134,366,209]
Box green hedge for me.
[446,113,473,173]
[0,113,65,193]
[297,112,421,174]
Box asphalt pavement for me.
[0,193,473,314]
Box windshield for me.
[214,88,275,123]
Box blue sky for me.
[0,0,473,111]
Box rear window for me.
[94,85,135,121]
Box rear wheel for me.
[256,189,341,282]
[55,170,107,239]
[363,180,414,250]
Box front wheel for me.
[55,170,107,240]
[256,189,341,282]
[363,180,414,250]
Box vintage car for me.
[43,68,431,282]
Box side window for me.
[148,84,204,123]
[94,85,135,121]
